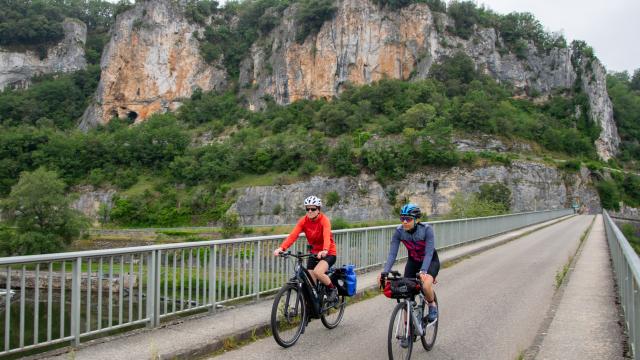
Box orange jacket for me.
[280,213,337,255]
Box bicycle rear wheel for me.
[320,295,346,329]
[271,284,306,348]
[388,301,413,360]
[421,292,438,351]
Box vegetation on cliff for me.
[0,0,130,62]
[2,52,634,231]
[0,0,638,238]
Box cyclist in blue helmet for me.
[380,203,440,322]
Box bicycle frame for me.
[284,253,326,319]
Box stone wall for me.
[229,161,600,225]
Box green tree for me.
[478,182,512,211]
[328,138,359,176]
[445,192,507,219]
[0,167,88,255]
[631,69,640,91]
[295,0,337,43]
[596,180,621,211]
[398,103,437,129]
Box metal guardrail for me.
[604,211,640,359]
[0,209,571,356]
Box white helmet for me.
[303,195,322,207]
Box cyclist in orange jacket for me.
[273,195,338,301]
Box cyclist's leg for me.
[419,252,440,302]
[312,256,336,286]
[306,256,320,284]
[419,272,435,302]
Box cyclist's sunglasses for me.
[306,207,318,212]
[400,216,415,223]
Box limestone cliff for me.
[0,18,87,90]
[239,0,619,159]
[229,161,600,225]
[78,0,226,129]
[78,0,619,159]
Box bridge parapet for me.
[0,209,572,357]
[604,211,640,359]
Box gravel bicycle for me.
[383,270,438,360]
[270,251,347,347]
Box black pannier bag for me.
[330,267,350,296]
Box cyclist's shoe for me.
[326,287,338,303]
[427,305,438,323]
[399,337,410,348]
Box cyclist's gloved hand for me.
[317,250,328,259]
[379,272,388,289]
[273,247,284,256]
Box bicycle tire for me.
[320,295,346,329]
[420,292,438,351]
[388,301,413,360]
[271,284,306,348]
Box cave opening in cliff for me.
[127,111,138,122]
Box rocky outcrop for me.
[239,0,618,159]
[580,60,619,160]
[72,186,116,226]
[0,18,87,90]
[229,160,600,225]
[78,0,226,129]
[79,0,619,159]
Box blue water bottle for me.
[345,264,357,296]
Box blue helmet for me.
[400,203,421,218]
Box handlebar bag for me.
[383,278,421,299]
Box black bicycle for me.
[383,270,438,360]
[270,251,347,347]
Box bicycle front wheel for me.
[320,295,346,329]
[271,284,306,348]
[421,292,438,351]
[388,301,413,360]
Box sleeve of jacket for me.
[280,217,305,251]
[383,228,402,273]
[420,225,435,273]
[321,215,332,251]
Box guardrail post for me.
[254,241,261,301]
[146,251,156,328]
[209,244,216,314]
[71,257,81,346]
[154,250,161,327]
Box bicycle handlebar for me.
[278,251,316,259]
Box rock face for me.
[78,0,226,129]
[239,0,619,159]
[71,186,116,226]
[580,60,619,160]
[229,161,600,225]
[78,0,619,159]
[0,18,87,90]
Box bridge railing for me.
[0,208,571,356]
[604,210,640,359]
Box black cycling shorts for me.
[307,255,337,270]
[404,251,440,279]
